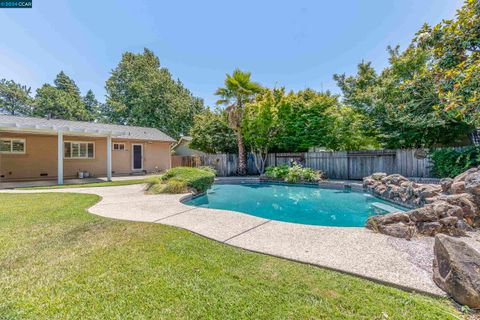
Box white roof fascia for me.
[0,122,126,137]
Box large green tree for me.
[333,0,478,149]
[33,72,93,121]
[189,109,237,154]
[104,48,204,138]
[274,89,337,151]
[243,87,376,161]
[82,90,101,119]
[215,69,262,175]
[0,79,32,115]
[416,0,480,120]
[243,88,282,173]
[322,105,379,151]
[333,61,379,113]
[273,89,376,152]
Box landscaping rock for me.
[440,178,453,193]
[433,234,480,308]
[452,168,478,184]
[455,219,473,232]
[432,201,463,219]
[382,174,409,186]
[439,216,458,226]
[465,171,480,197]
[371,172,387,181]
[450,181,466,194]
[417,221,442,236]
[363,168,480,238]
[409,207,437,222]
[436,193,478,219]
[378,222,415,239]
[379,211,411,224]
[418,185,442,202]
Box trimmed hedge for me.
[430,147,480,178]
[146,167,216,194]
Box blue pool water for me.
[185,183,406,227]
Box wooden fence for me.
[302,149,430,179]
[171,149,433,179]
[171,155,201,168]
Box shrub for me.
[430,147,480,178]
[160,178,189,193]
[265,164,290,180]
[198,166,217,176]
[147,167,215,194]
[265,162,324,183]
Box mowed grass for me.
[0,193,462,319]
[18,178,150,190]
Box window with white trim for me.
[0,138,26,154]
[64,141,95,159]
[113,143,125,150]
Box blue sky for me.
[0,0,461,107]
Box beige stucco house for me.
[171,136,205,156]
[0,115,175,184]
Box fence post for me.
[346,152,350,180]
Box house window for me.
[0,138,26,154]
[113,143,125,150]
[64,141,95,159]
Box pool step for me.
[371,202,403,213]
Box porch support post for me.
[107,135,112,181]
[57,131,64,185]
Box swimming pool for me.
[185,183,406,227]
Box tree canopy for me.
[189,109,237,154]
[104,48,204,138]
[243,88,283,173]
[334,0,479,148]
[0,79,32,115]
[33,71,94,121]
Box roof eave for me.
[0,122,127,137]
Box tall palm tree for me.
[215,69,262,175]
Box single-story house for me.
[0,115,175,184]
[171,136,205,156]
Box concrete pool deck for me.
[2,183,460,296]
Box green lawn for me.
[0,193,462,319]
[19,178,149,190]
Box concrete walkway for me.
[0,175,153,189]
[1,184,447,296]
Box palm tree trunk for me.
[235,131,247,175]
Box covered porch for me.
[0,120,126,185]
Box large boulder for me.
[435,193,478,221]
[440,178,453,193]
[451,167,478,184]
[450,181,466,194]
[378,222,415,239]
[465,171,480,197]
[415,184,442,202]
[381,174,409,186]
[433,234,480,308]
[371,172,387,181]
[366,211,410,226]
[409,207,437,222]
[417,221,442,236]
